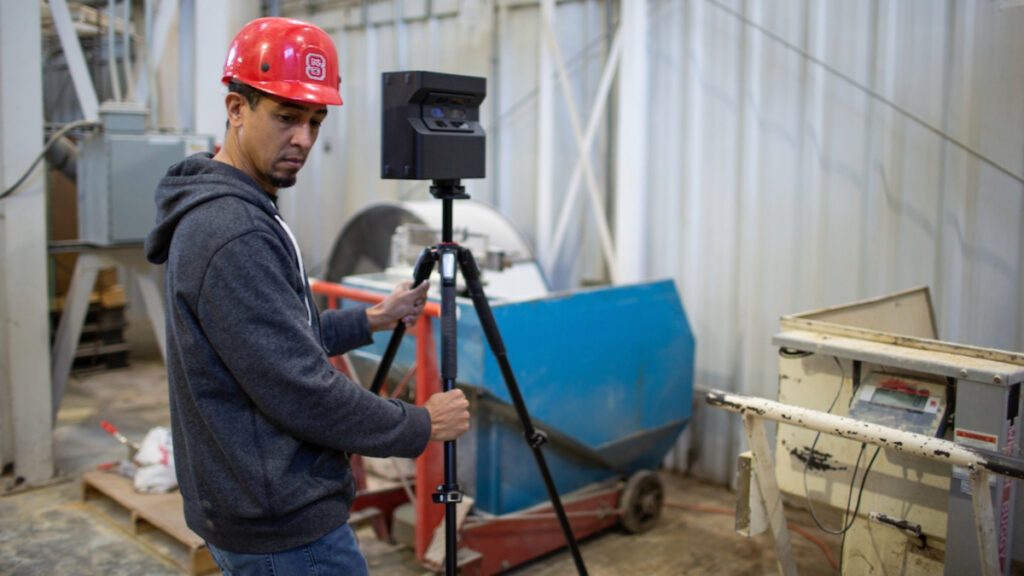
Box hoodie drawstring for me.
[274,215,312,326]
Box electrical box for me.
[77,103,213,245]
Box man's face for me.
[234,92,329,193]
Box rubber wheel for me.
[619,470,664,534]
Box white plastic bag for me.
[133,426,177,494]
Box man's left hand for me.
[367,280,430,332]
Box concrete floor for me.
[1,360,843,575]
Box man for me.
[145,17,470,575]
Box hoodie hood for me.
[145,152,277,264]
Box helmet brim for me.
[222,77,343,107]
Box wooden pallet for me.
[81,471,216,576]
[82,471,389,575]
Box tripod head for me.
[429,179,470,201]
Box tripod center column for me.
[439,247,458,387]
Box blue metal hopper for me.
[343,277,695,515]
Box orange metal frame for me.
[310,279,623,575]
[311,279,444,560]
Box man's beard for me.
[269,175,297,188]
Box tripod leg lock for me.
[432,484,464,504]
[527,429,548,449]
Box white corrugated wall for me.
[191,0,1023,486]
[646,0,1024,485]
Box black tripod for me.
[369,180,588,576]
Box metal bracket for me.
[528,429,549,449]
[432,484,463,504]
[869,511,927,549]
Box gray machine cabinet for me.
[947,376,1021,575]
[78,132,212,245]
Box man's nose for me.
[292,123,315,149]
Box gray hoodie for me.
[145,152,430,554]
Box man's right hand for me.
[424,389,470,442]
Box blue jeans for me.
[205,523,369,576]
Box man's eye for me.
[311,120,322,129]
[279,115,295,123]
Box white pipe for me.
[178,0,195,132]
[122,0,135,100]
[108,0,122,102]
[135,0,178,121]
[536,0,555,279]
[142,0,152,121]
[705,390,1024,479]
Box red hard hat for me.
[222,17,342,106]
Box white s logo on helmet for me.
[305,53,326,81]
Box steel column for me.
[536,0,556,275]
[613,0,648,283]
[0,0,54,487]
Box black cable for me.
[839,446,882,568]
[840,444,868,529]
[0,119,100,201]
[800,357,881,538]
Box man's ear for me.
[224,92,246,127]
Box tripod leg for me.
[369,248,436,396]
[457,248,590,576]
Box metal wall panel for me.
[647,0,1024,485]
